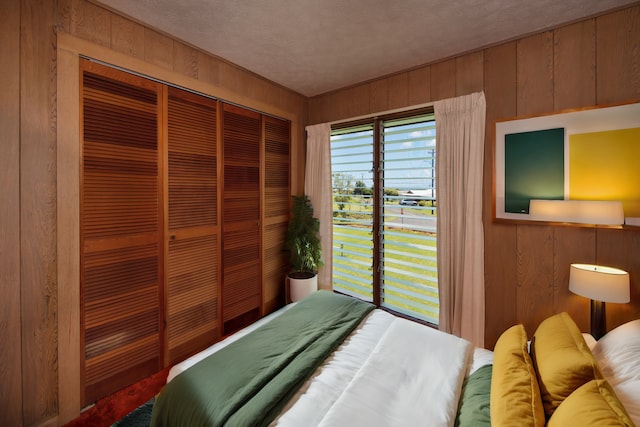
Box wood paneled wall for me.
[2,0,639,425]
[1,3,23,427]
[1,0,306,425]
[1,1,60,426]
[308,5,640,349]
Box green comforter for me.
[150,291,374,427]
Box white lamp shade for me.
[529,200,624,225]
[569,264,630,303]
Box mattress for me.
[163,298,492,427]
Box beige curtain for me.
[304,123,333,290]
[434,92,486,347]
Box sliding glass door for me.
[330,110,439,324]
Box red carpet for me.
[64,367,170,427]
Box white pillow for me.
[591,319,640,426]
[468,347,494,376]
[582,332,597,350]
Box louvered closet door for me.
[81,60,162,406]
[263,116,291,306]
[166,87,220,365]
[222,104,262,334]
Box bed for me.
[150,291,639,427]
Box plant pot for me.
[288,272,318,302]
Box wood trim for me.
[57,47,82,423]
[372,119,382,306]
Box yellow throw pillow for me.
[547,379,634,427]
[490,324,545,427]
[530,312,602,418]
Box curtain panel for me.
[434,92,486,347]
[304,123,333,290]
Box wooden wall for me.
[1,1,58,426]
[1,2,24,426]
[0,0,306,425]
[2,1,639,425]
[307,5,640,349]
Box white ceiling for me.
[95,0,636,97]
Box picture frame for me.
[493,101,640,223]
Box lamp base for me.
[591,299,606,341]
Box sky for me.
[330,119,436,193]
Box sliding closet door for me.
[222,104,262,334]
[81,60,163,405]
[263,116,291,307]
[165,87,221,365]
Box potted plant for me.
[285,194,323,301]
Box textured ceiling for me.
[95,0,636,97]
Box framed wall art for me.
[494,101,640,224]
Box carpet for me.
[112,398,155,427]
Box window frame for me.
[330,106,437,326]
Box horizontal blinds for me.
[330,125,375,301]
[381,114,438,323]
[330,111,439,325]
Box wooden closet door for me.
[222,104,262,334]
[81,60,163,405]
[165,87,221,365]
[263,116,291,309]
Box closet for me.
[80,59,290,406]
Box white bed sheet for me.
[167,305,493,426]
[310,315,471,427]
[167,303,296,382]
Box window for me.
[331,109,438,324]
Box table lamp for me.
[569,263,630,340]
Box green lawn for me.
[332,219,439,323]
